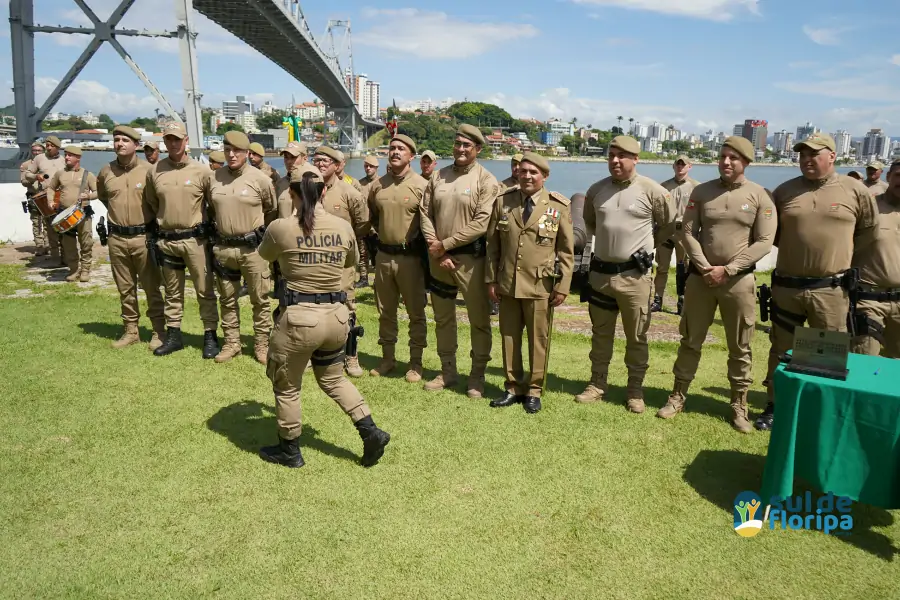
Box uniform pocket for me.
[287,311,319,327]
[738,315,755,350]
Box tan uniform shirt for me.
[255,160,280,188]
[486,187,575,298]
[499,175,518,193]
[772,172,879,277]
[680,178,776,276]
[584,173,676,262]
[24,153,66,190]
[853,193,900,287]
[420,161,500,251]
[20,159,40,194]
[276,163,320,219]
[359,174,377,203]
[343,174,363,193]
[48,167,98,209]
[143,156,212,230]
[661,176,700,221]
[866,179,889,196]
[367,169,427,245]
[258,205,358,294]
[208,162,277,236]
[96,155,154,226]
[322,177,369,239]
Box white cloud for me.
[571,0,759,22]
[35,77,160,116]
[891,55,900,67]
[801,24,848,46]
[355,9,538,58]
[774,77,900,101]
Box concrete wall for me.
[1,183,108,243]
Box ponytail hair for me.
[290,172,324,236]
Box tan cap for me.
[674,154,692,166]
[363,155,379,167]
[722,136,755,163]
[30,141,43,149]
[112,125,141,142]
[161,121,187,139]
[224,130,250,150]
[866,160,885,170]
[392,134,417,154]
[335,150,346,163]
[512,153,524,163]
[64,145,82,156]
[847,170,863,179]
[143,141,159,150]
[609,135,640,155]
[314,145,342,163]
[457,124,485,146]
[793,132,835,152]
[289,166,324,184]
[209,151,226,164]
[520,151,550,176]
[248,142,265,156]
[45,135,62,148]
[421,150,437,162]
[281,141,308,157]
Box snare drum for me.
[32,190,59,217]
[52,205,86,234]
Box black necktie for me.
[523,197,534,224]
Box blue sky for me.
[2,0,898,137]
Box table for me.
[760,352,900,509]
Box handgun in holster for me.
[757,284,771,322]
[579,253,594,303]
[271,261,284,321]
[345,312,365,357]
[364,234,378,266]
[96,216,108,246]
[843,268,860,336]
[21,199,29,214]
[631,249,653,274]
[145,221,163,267]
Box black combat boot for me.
[202,330,220,359]
[354,277,369,289]
[490,301,499,316]
[650,295,663,312]
[676,295,684,315]
[354,416,391,467]
[522,396,542,414]
[153,327,184,356]
[259,436,304,468]
[755,401,775,431]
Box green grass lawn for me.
[0,264,897,599]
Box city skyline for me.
[0,0,898,137]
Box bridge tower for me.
[321,19,360,152]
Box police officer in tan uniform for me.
[47,146,98,282]
[657,137,776,432]
[143,121,220,359]
[96,125,165,350]
[486,152,574,413]
[208,151,225,170]
[420,124,501,397]
[367,135,429,381]
[578,136,676,411]
[420,150,438,181]
[850,159,900,357]
[336,151,364,193]
[24,135,66,263]
[499,153,523,191]
[758,132,879,430]
[865,160,888,196]
[20,142,48,255]
[143,141,160,165]
[257,168,390,469]
[356,155,380,288]
[276,142,319,218]
[652,154,700,315]
[311,145,370,377]
[847,170,863,181]
[248,142,280,188]
[207,130,278,364]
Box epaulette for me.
[500,185,520,195]
[548,191,570,206]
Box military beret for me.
[335,150,346,163]
[520,151,550,176]
[223,130,250,150]
[281,141,308,157]
[248,142,265,156]
[457,124,485,146]
[512,153,524,163]
[208,150,226,164]
[609,135,641,156]
[421,150,437,162]
[31,141,43,149]
[674,154,692,166]
[793,132,835,152]
[162,121,187,139]
[64,145,82,156]
[391,134,417,154]
[143,141,159,150]
[364,155,379,167]
[289,166,324,184]
[722,136,755,163]
[314,145,342,163]
[866,160,885,170]
[45,135,62,148]
[112,125,141,142]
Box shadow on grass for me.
[684,449,898,561]
[78,321,206,349]
[703,386,770,412]
[206,399,359,464]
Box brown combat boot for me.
[369,345,396,377]
[111,322,140,349]
[625,378,645,414]
[254,337,269,365]
[423,358,458,391]
[657,380,690,419]
[345,355,365,378]
[65,268,80,282]
[215,333,242,364]
[575,374,607,404]
[148,321,166,352]
[405,347,423,383]
[731,390,753,434]
[79,265,90,282]
[466,363,487,399]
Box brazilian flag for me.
[281,115,302,142]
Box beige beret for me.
[520,151,550,176]
[363,155,379,167]
[208,151,226,164]
[248,142,266,156]
[289,166,324,184]
[113,125,141,142]
[224,130,250,150]
[281,141,308,157]
[609,136,640,155]
[457,124,485,146]
[793,132,835,153]
[314,145,342,163]
[512,153,524,163]
[30,142,43,149]
[45,135,62,148]
[64,145,82,156]
[392,134,417,154]
[421,150,437,162]
[722,136,755,163]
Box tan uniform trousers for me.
[587,270,653,392]
[61,216,93,272]
[343,265,357,313]
[430,253,493,367]
[157,237,219,330]
[766,285,848,400]
[267,303,371,441]
[851,298,900,358]
[373,252,427,351]
[29,207,46,249]
[357,234,369,279]
[654,242,685,297]
[108,233,164,327]
[499,295,550,398]
[212,245,272,342]
[673,271,756,392]
[43,215,61,258]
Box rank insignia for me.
[763,208,773,219]
[829,203,840,212]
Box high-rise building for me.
[784,133,793,154]
[832,130,852,157]
[742,119,768,152]
[353,74,380,120]
[258,101,278,116]
[862,128,888,161]
[223,95,253,120]
[733,124,744,137]
[852,140,863,159]
[796,121,818,142]
[773,130,789,154]
[648,121,664,139]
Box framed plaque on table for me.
[784,327,850,381]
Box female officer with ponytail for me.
[257,169,391,468]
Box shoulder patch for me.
[548,191,570,206]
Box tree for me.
[616,116,623,131]
[129,117,160,132]
[98,113,115,129]
[446,101,513,127]
[560,135,586,156]
[216,121,245,135]
[610,126,623,135]
[627,117,634,135]
[255,109,288,131]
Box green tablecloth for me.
[760,352,900,509]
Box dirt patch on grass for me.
[1,242,116,290]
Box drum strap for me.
[76,170,89,208]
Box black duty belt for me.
[590,254,653,275]
[378,241,421,256]
[771,271,846,290]
[108,223,147,236]
[282,290,347,306]
[216,231,261,248]
[157,224,208,241]
[446,237,486,258]
[856,288,900,302]
[688,262,755,278]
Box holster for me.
[344,312,365,358]
[96,216,108,247]
[757,284,771,323]
[21,200,28,214]
[364,234,378,266]
[851,311,885,345]
[675,262,687,297]
[212,257,242,281]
